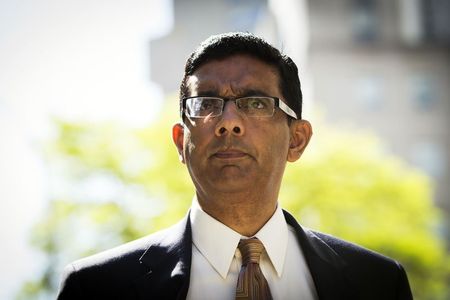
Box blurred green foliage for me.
[19,98,449,299]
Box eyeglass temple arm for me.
[278,100,298,119]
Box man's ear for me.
[287,120,312,162]
[172,123,185,164]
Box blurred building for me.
[150,0,450,215]
[150,0,280,94]
[307,0,450,215]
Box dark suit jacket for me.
[57,210,413,300]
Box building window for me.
[351,0,378,42]
[410,142,446,178]
[226,0,264,32]
[423,0,450,45]
[355,76,385,111]
[410,75,437,111]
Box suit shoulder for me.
[57,222,185,299]
[72,221,184,271]
[284,210,413,299]
[308,229,411,284]
[285,210,404,272]
[71,237,141,270]
[57,236,153,300]
[311,230,412,299]
[309,229,398,267]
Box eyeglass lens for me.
[186,97,275,118]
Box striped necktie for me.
[235,238,273,300]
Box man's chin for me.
[219,164,254,179]
[206,170,254,191]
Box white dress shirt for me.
[186,198,318,300]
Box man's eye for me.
[248,98,267,109]
[196,99,216,111]
[200,101,212,110]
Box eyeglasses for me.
[182,96,298,119]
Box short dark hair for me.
[179,32,303,120]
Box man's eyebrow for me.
[238,89,271,97]
[194,89,219,97]
[193,88,271,98]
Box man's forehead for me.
[185,55,280,96]
[185,75,280,98]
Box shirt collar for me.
[190,197,288,278]
[254,204,288,277]
[190,197,241,278]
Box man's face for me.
[173,54,307,200]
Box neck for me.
[196,190,278,237]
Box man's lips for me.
[213,149,248,159]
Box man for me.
[57,32,413,300]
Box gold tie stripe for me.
[235,238,273,300]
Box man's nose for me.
[214,101,245,137]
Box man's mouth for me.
[213,149,248,159]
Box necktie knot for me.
[238,238,264,265]
[235,238,272,299]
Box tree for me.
[18,98,449,299]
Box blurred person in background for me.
[57,32,413,300]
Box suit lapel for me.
[283,210,356,300]
[131,209,356,299]
[133,213,192,300]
